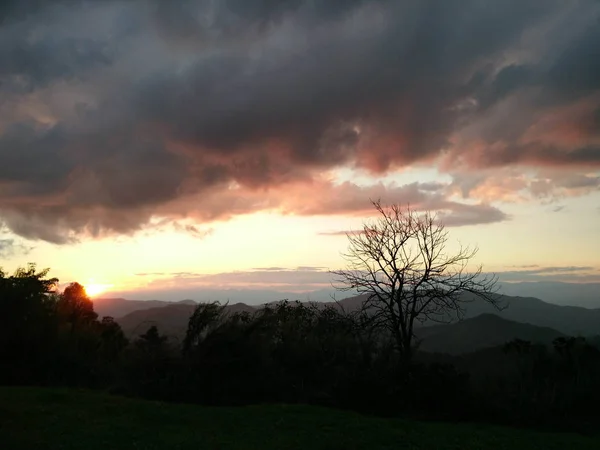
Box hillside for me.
[417,314,564,355]
[498,282,600,308]
[116,303,197,338]
[459,294,600,336]
[117,302,257,338]
[338,293,600,336]
[112,292,600,341]
[93,298,197,319]
[1,387,598,450]
[115,297,357,338]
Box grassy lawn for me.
[0,387,598,450]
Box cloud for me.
[136,267,336,292]
[117,264,600,301]
[171,178,510,227]
[172,223,214,239]
[317,197,509,234]
[510,266,595,275]
[0,238,33,258]
[448,168,600,203]
[0,0,598,242]
[497,265,600,283]
[134,272,168,277]
[273,180,509,224]
[318,230,359,237]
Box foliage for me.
[0,266,128,386]
[3,263,600,434]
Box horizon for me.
[92,279,600,310]
[0,1,599,302]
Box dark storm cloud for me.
[152,0,374,43]
[475,11,600,107]
[0,122,192,242]
[0,122,73,190]
[141,0,560,166]
[0,1,129,95]
[454,12,600,166]
[0,0,598,242]
[0,0,62,24]
[468,143,600,169]
[0,36,113,89]
[544,19,600,101]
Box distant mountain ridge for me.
[498,281,600,308]
[116,302,256,338]
[102,293,600,353]
[93,298,198,319]
[333,293,600,336]
[456,294,600,336]
[416,314,564,355]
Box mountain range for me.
[93,292,600,355]
[415,314,564,355]
[100,282,600,308]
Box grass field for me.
[1,387,599,450]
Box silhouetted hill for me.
[336,293,600,336]
[458,293,600,336]
[115,297,362,339]
[117,302,257,338]
[117,304,196,339]
[335,294,370,312]
[416,314,564,355]
[111,291,600,341]
[93,298,197,319]
[498,282,600,308]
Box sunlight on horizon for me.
[84,281,113,298]
[5,188,600,298]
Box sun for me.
[84,282,112,298]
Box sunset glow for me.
[5,3,600,443]
[0,0,597,303]
[84,283,112,298]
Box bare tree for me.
[331,201,502,361]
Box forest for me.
[2,262,600,435]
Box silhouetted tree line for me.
[2,264,600,433]
[0,265,128,387]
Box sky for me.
[0,0,599,302]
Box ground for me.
[0,387,598,449]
